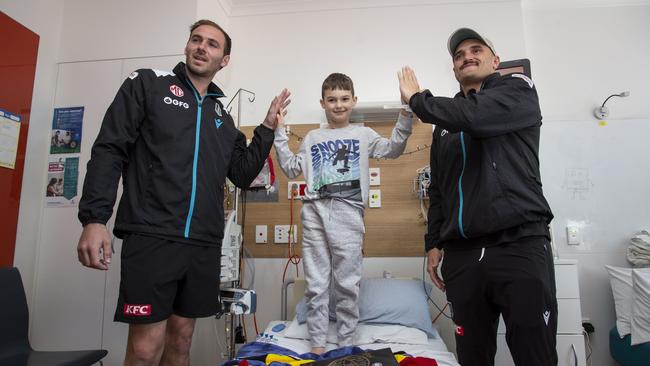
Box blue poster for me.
[50,106,83,154]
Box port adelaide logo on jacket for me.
[163,84,189,109]
[169,84,184,97]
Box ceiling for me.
[226,0,650,17]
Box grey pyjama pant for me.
[301,198,364,347]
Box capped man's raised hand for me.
[398,66,422,106]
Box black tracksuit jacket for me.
[78,62,273,246]
[410,72,554,252]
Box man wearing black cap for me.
[398,28,557,365]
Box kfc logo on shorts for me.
[169,84,184,97]
[455,324,465,336]
[123,304,152,316]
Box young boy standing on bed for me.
[274,73,414,354]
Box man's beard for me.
[186,57,219,78]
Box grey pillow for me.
[295,278,438,338]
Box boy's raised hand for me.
[276,107,286,129]
[398,66,421,106]
[263,88,291,130]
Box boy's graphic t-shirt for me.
[310,137,360,191]
[274,113,413,209]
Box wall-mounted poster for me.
[0,109,21,169]
[45,156,79,207]
[50,106,83,154]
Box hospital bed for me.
[221,277,460,366]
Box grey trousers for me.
[301,199,364,347]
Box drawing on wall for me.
[562,167,593,200]
[50,107,84,154]
[45,156,79,207]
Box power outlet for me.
[369,167,381,186]
[369,189,381,208]
[288,181,307,199]
[274,225,298,244]
[255,225,267,244]
[566,221,583,245]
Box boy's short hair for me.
[190,19,232,56]
[322,73,354,98]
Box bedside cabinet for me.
[494,259,587,366]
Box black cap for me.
[447,27,496,57]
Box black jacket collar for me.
[173,62,225,97]
[455,72,501,98]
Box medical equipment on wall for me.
[221,211,242,283]
[218,288,257,316]
[413,165,431,199]
[413,166,431,223]
[248,156,276,190]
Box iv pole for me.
[223,88,256,360]
[226,88,255,215]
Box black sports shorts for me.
[114,233,221,324]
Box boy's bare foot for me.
[311,346,325,355]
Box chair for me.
[0,267,107,366]
[610,326,650,366]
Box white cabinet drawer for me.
[495,334,586,366]
[555,263,580,299]
[557,334,587,366]
[497,298,582,334]
[557,298,582,334]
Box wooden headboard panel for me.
[239,119,432,257]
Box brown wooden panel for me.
[239,119,432,257]
[0,12,40,267]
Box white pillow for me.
[631,268,650,345]
[605,265,633,337]
[283,318,429,345]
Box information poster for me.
[0,109,20,169]
[45,156,79,207]
[0,109,21,169]
[50,106,83,154]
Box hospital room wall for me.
[225,2,527,125]
[523,4,650,364]
[1,1,647,366]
